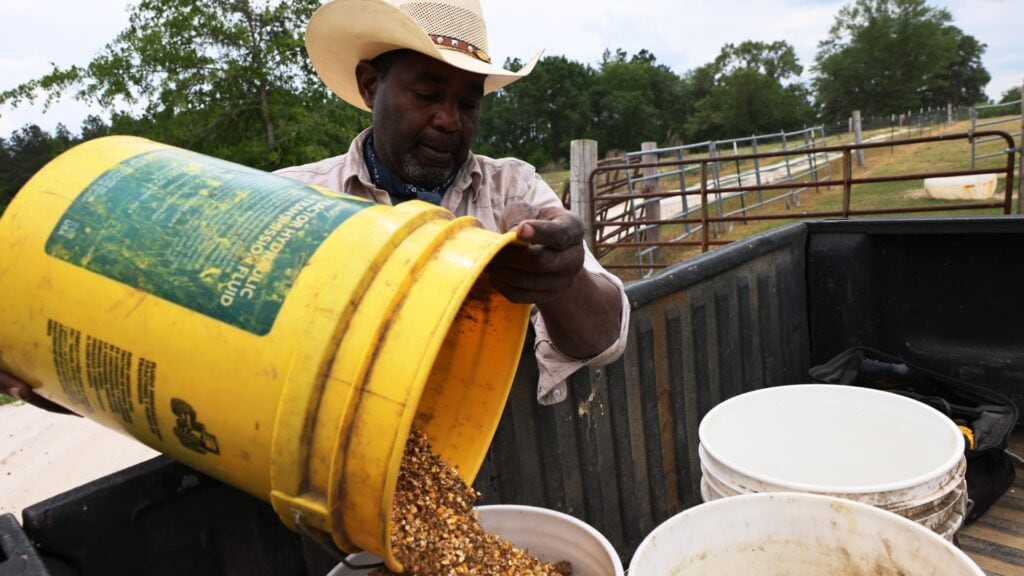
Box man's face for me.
[362,51,485,188]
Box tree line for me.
[0,0,1009,211]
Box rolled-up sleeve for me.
[508,173,629,405]
[532,244,630,405]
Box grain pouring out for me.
[371,429,573,576]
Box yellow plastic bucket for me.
[0,136,531,571]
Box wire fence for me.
[821,106,965,141]
[971,99,1023,168]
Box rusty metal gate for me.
[588,131,1019,274]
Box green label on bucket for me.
[45,148,371,335]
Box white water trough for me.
[924,174,998,200]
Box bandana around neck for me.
[363,135,454,206]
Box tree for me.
[0,0,368,170]
[813,0,989,121]
[477,56,595,168]
[927,29,991,106]
[999,86,1022,104]
[687,41,813,140]
[589,49,689,153]
[0,123,79,213]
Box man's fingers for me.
[488,273,571,305]
[517,213,582,250]
[492,242,582,274]
[490,204,586,305]
[488,247,582,304]
[0,371,78,415]
[487,277,536,304]
[501,203,583,250]
[0,372,29,399]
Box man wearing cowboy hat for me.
[275,0,629,404]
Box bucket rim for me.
[698,384,965,494]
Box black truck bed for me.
[2,217,1023,575]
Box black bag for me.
[809,346,1019,523]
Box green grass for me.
[541,170,570,201]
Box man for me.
[277,0,628,404]
[2,0,628,406]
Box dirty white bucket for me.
[701,458,968,541]
[699,441,966,508]
[699,443,968,528]
[628,492,985,575]
[328,504,623,576]
[698,384,967,537]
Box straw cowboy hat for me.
[306,0,543,112]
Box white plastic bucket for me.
[699,385,964,495]
[328,504,623,576]
[698,385,967,537]
[700,443,967,533]
[698,442,966,509]
[628,492,985,575]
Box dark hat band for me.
[428,34,491,63]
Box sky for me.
[0,0,1020,139]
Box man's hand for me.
[0,371,32,401]
[488,202,622,359]
[488,202,585,304]
[1,371,78,415]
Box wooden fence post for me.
[853,110,865,168]
[947,103,953,125]
[641,141,660,247]
[571,139,598,248]
[1018,78,1023,214]
[971,106,979,169]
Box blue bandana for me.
[363,135,452,206]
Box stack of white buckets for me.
[697,384,968,540]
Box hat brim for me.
[306,0,542,112]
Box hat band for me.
[428,34,491,64]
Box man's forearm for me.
[536,270,623,359]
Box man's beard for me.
[402,152,455,188]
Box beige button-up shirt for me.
[275,129,629,404]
